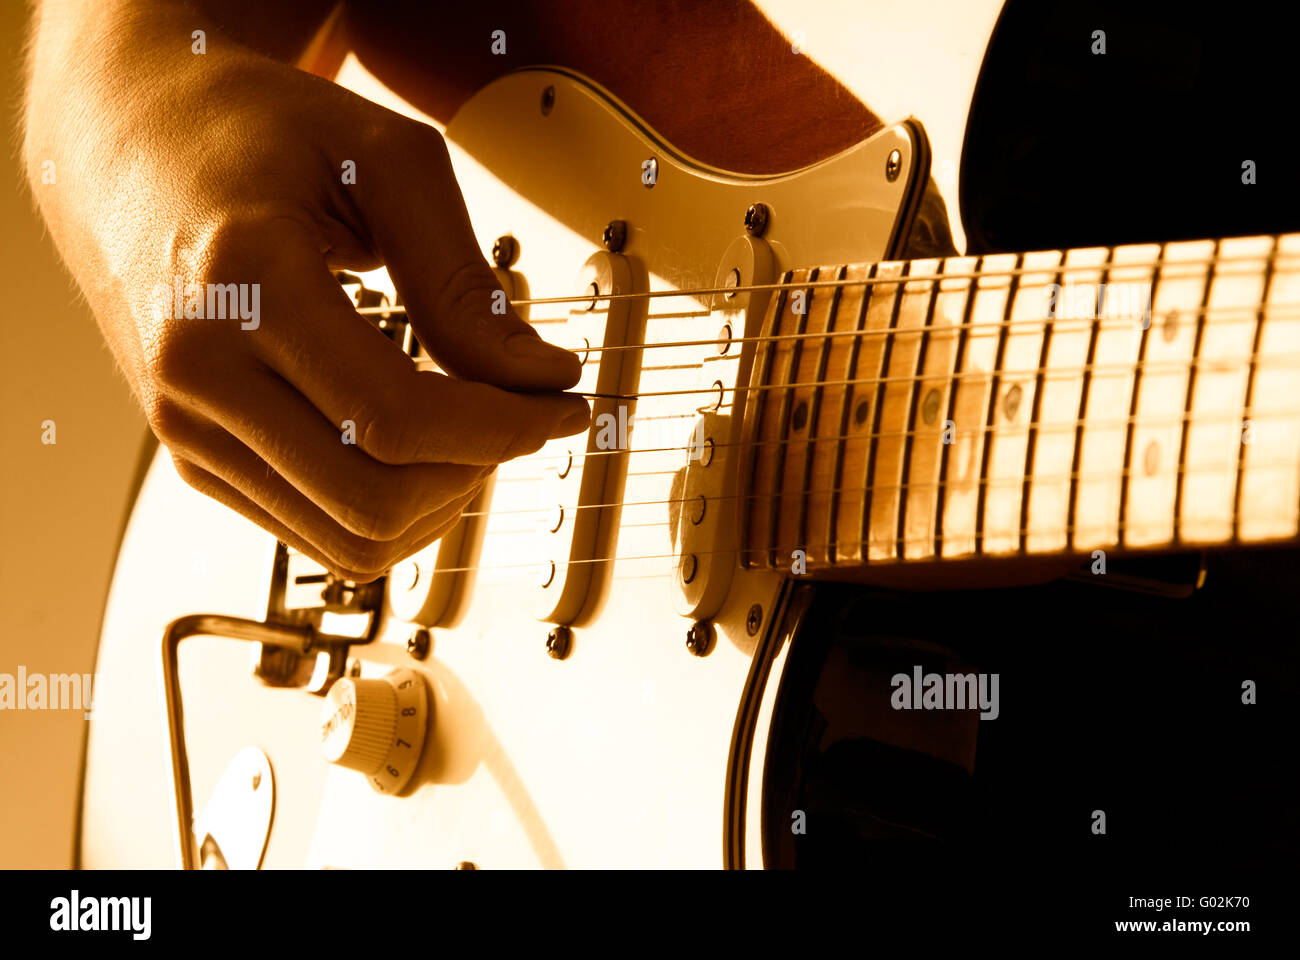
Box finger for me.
[174,457,474,582]
[354,119,581,390]
[167,443,484,581]
[153,377,488,542]
[243,219,590,465]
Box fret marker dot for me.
[1144,440,1159,476]
[921,389,942,425]
[792,401,809,431]
[1163,311,1179,343]
[1003,384,1023,420]
[854,400,870,425]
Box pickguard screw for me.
[603,219,627,253]
[746,604,763,636]
[686,621,714,657]
[406,628,431,661]
[546,626,573,660]
[744,203,771,237]
[347,659,362,678]
[491,235,518,268]
[455,861,478,870]
[886,149,902,182]
[540,86,555,115]
[251,772,262,791]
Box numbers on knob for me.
[320,668,429,796]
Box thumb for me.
[357,122,582,392]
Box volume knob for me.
[320,668,429,795]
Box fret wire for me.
[975,252,1021,556]
[934,258,980,555]
[1021,252,1067,553]
[740,268,792,563]
[790,265,840,559]
[861,261,906,560]
[1116,249,1162,554]
[896,262,941,558]
[1174,243,1220,543]
[766,265,813,564]
[1069,250,1114,551]
[1234,243,1280,540]
[827,264,872,560]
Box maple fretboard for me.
[739,234,1300,569]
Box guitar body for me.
[81,59,923,868]
[81,1,1299,869]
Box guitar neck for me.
[739,233,1300,570]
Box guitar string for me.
[551,302,1300,358]
[497,447,1278,520]
[509,406,1298,471]
[383,299,1300,400]
[351,247,1300,314]
[437,392,1300,573]
[365,293,1295,360]
[352,249,1300,577]
[419,501,1300,579]
[466,452,1300,521]
[564,351,1300,403]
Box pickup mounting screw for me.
[886,149,902,182]
[603,220,627,253]
[540,86,555,115]
[455,861,478,870]
[546,626,572,660]
[686,621,714,657]
[406,628,431,661]
[491,235,518,268]
[744,203,771,237]
[746,604,763,636]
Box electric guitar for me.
[80,0,1300,869]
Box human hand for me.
[24,2,589,580]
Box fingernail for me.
[505,332,572,363]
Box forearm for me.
[21,0,338,378]
[23,0,335,181]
